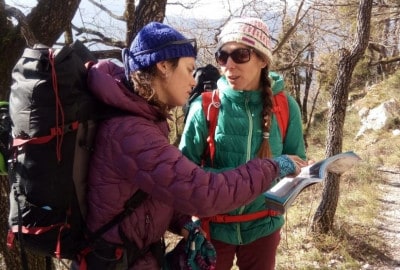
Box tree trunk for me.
[312,0,373,233]
[0,175,20,269]
[128,0,167,47]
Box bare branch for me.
[274,0,310,54]
[369,55,400,66]
[72,24,126,48]
[284,43,311,68]
[87,0,125,21]
[167,1,199,9]
[5,4,38,46]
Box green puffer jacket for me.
[179,71,306,245]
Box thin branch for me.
[87,0,125,21]
[274,0,310,54]
[72,24,125,48]
[5,4,38,46]
[369,55,400,66]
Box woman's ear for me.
[156,61,172,79]
[156,61,168,75]
[261,59,268,69]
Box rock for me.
[393,129,400,136]
[356,99,399,139]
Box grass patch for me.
[275,163,389,269]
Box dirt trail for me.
[374,167,400,270]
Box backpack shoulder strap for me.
[272,92,289,142]
[201,89,220,166]
[88,189,148,242]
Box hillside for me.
[274,69,400,269]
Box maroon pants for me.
[211,229,281,270]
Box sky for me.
[166,0,244,19]
[5,0,296,50]
[5,0,290,20]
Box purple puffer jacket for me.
[86,60,280,269]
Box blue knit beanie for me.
[123,22,197,74]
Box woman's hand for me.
[181,219,207,241]
[286,155,309,176]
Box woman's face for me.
[157,57,196,107]
[217,42,267,91]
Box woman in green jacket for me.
[179,17,308,270]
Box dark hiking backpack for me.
[183,64,220,122]
[7,41,149,269]
[190,64,220,104]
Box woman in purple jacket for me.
[84,22,296,269]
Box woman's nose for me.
[224,56,236,69]
[190,76,196,87]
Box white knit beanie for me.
[217,17,273,64]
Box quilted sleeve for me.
[112,118,279,218]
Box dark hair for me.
[130,58,180,117]
[257,66,274,159]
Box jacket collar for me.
[217,76,263,106]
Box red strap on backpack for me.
[272,92,289,142]
[200,209,282,241]
[201,90,220,165]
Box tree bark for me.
[312,0,373,233]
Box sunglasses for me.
[215,48,253,65]
[132,38,197,57]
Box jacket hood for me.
[87,60,163,121]
[269,71,284,95]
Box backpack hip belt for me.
[200,209,281,241]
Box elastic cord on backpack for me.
[49,49,65,162]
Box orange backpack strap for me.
[272,92,289,142]
[201,90,220,165]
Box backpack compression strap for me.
[11,49,81,162]
[12,122,80,146]
[272,92,289,142]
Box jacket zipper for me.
[245,95,253,162]
[236,94,253,245]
